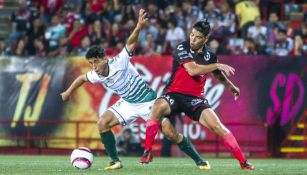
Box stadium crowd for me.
[0,0,306,57]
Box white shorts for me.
[107,99,154,125]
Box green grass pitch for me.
[0,155,307,175]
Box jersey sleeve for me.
[173,43,193,64]
[85,70,100,84]
[109,45,133,70]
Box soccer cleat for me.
[104,160,123,170]
[196,161,211,170]
[139,150,153,164]
[240,160,254,170]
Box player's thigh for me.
[98,110,120,132]
[160,117,181,144]
[151,98,171,118]
[199,108,229,136]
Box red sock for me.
[144,120,160,151]
[221,132,246,163]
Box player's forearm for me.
[214,72,236,89]
[126,24,142,52]
[65,75,87,94]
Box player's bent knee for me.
[97,118,111,132]
[212,123,228,136]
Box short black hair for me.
[193,19,211,36]
[85,45,105,59]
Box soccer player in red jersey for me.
[140,19,254,170]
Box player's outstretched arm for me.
[213,70,240,100]
[183,62,235,77]
[60,74,88,101]
[126,8,147,52]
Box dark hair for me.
[193,19,211,36]
[85,45,105,59]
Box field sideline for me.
[0,155,307,175]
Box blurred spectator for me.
[181,1,204,32]
[121,5,136,22]
[109,23,124,48]
[87,0,107,14]
[208,39,230,55]
[68,17,88,52]
[139,19,159,47]
[89,19,107,45]
[235,0,260,38]
[164,20,185,54]
[59,5,78,35]
[226,38,244,55]
[203,0,221,32]
[266,12,285,42]
[44,15,66,52]
[141,32,161,56]
[247,16,267,52]
[116,127,143,156]
[9,0,31,43]
[293,35,306,56]
[26,0,41,18]
[147,2,160,20]
[15,37,27,56]
[242,37,257,55]
[77,36,91,56]
[26,17,45,55]
[214,2,236,37]
[294,23,307,44]
[0,38,7,56]
[40,0,64,24]
[272,28,294,56]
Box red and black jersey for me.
[165,41,218,98]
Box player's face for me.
[88,57,108,75]
[189,29,208,51]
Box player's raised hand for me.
[60,91,71,101]
[230,86,240,100]
[137,8,148,28]
[217,63,235,77]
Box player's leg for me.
[97,110,123,170]
[198,108,254,170]
[136,97,171,163]
[143,98,171,152]
[160,117,210,170]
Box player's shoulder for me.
[175,41,190,51]
[173,41,193,60]
[204,45,217,57]
[203,45,218,63]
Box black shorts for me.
[160,92,211,121]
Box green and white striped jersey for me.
[86,46,157,103]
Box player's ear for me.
[204,36,209,43]
[102,56,108,62]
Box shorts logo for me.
[191,99,203,106]
[115,101,121,107]
[162,95,175,105]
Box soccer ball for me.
[70,147,94,170]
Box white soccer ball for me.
[70,147,94,170]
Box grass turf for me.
[0,155,306,175]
